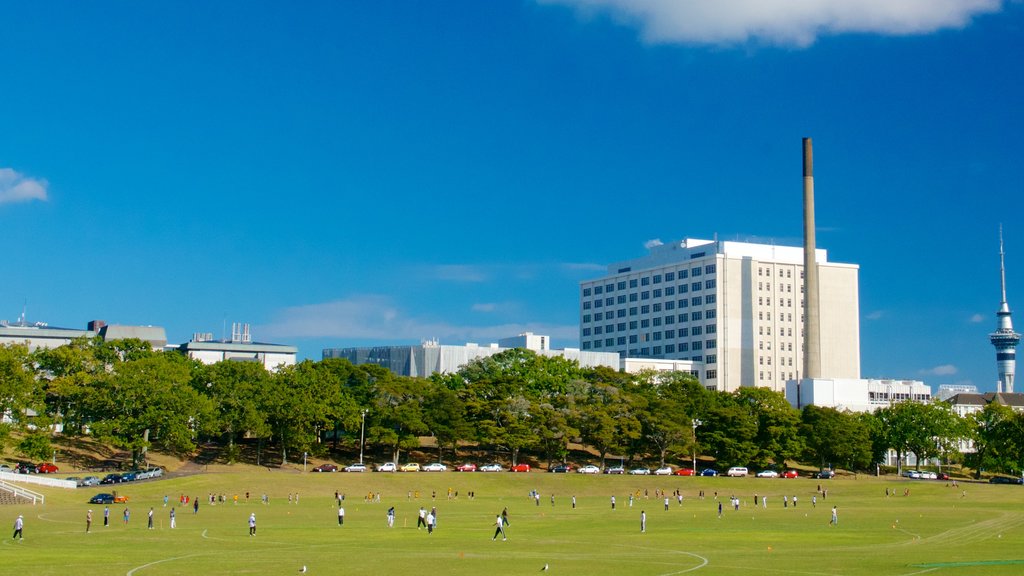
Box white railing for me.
[0,471,76,489]
[0,481,45,505]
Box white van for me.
[727,466,749,477]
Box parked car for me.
[81,476,101,487]
[456,463,477,472]
[479,463,504,472]
[89,493,116,504]
[147,467,164,478]
[700,468,719,477]
[578,465,601,474]
[654,466,673,476]
[101,473,123,484]
[510,463,531,473]
[344,463,368,473]
[312,464,338,472]
[422,463,447,472]
[989,476,1023,484]
[400,463,421,472]
[727,467,749,477]
[782,469,800,479]
[936,472,950,480]
[14,462,35,474]
[604,466,625,475]
[376,462,397,472]
[756,470,779,478]
[674,468,697,476]
[903,470,922,479]
[66,476,82,486]
[120,471,138,482]
[0,464,12,473]
[550,464,572,473]
[629,468,650,475]
[816,469,835,479]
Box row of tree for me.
[0,338,1022,476]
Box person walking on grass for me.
[170,508,176,529]
[830,506,838,526]
[338,505,345,526]
[640,510,646,533]
[492,513,507,541]
[86,510,92,533]
[249,513,257,536]
[12,515,23,540]
[104,506,109,527]
[148,508,154,529]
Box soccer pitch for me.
[4,470,1022,575]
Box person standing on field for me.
[830,506,838,526]
[338,505,345,526]
[12,515,23,540]
[640,510,646,533]
[249,513,257,536]
[492,513,507,541]
[170,508,176,529]
[86,510,92,533]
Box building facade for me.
[786,378,932,413]
[580,238,860,392]
[324,334,619,378]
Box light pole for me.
[692,419,702,473]
[359,409,368,464]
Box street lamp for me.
[359,409,368,464]
[692,418,702,473]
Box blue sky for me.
[2,1,1022,392]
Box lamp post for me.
[692,418,702,473]
[359,409,368,464]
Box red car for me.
[673,468,696,476]
[510,463,531,473]
[456,463,477,472]
[782,469,799,479]
[36,463,59,474]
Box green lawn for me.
[4,470,1022,575]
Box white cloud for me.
[0,168,48,205]
[922,364,958,376]
[865,310,884,321]
[644,239,664,249]
[539,0,1001,47]
[259,295,578,342]
[970,313,986,323]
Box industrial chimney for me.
[803,138,822,379]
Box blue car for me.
[700,468,719,477]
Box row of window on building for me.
[582,264,718,298]
[583,294,718,312]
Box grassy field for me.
[3,468,1023,575]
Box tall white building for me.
[580,238,861,392]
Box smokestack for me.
[803,138,821,379]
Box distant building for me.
[178,323,296,371]
[786,378,932,413]
[989,230,1020,393]
[323,333,619,378]
[620,357,704,385]
[0,316,167,352]
[580,238,860,393]
[946,391,1024,418]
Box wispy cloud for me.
[921,364,958,376]
[539,0,1001,47]
[0,168,48,205]
[259,295,578,343]
[644,238,664,249]
[865,310,884,321]
[969,313,986,323]
[430,264,488,283]
[472,303,498,313]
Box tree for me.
[578,381,641,468]
[0,344,43,433]
[197,361,272,463]
[876,401,963,472]
[735,387,803,468]
[84,352,213,466]
[700,396,759,469]
[800,405,873,471]
[633,372,694,467]
[421,382,472,461]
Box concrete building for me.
[0,316,167,352]
[324,333,619,378]
[620,357,704,384]
[178,323,296,371]
[786,378,931,413]
[579,238,860,392]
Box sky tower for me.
[990,227,1020,393]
